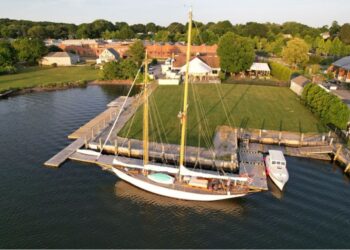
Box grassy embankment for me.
[0,66,99,93]
[119,84,327,147]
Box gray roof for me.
[45,52,77,58]
[333,56,350,71]
[105,48,120,58]
[291,75,310,87]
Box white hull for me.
[269,174,286,191]
[112,167,247,201]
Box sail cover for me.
[180,166,248,182]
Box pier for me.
[44,89,350,178]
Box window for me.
[272,161,276,164]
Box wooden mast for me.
[179,9,193,169]
[143,50,149,168]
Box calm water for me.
[0,85,350,248]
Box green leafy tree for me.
[12,38,47,65]
[339,24,350,44]
[282,38,309,68]
[154,30,169,42]
[208,20,233,36]
[27,25,47,39]
[217,32,255,74]
[329,21,341,37]
[0,41,17,67]
[127,40,145,66]
[146,23,157,33]
[99,59,138,80]
[265,35,285,56]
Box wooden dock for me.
[44,138,85,167]
[68,96,135,140]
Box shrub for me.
[301,83,350,129]
[269,62,293,81]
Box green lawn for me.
[120,84,326,147]
[0,66,98,92]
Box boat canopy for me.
[268,150,286,163]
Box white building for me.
[290,75,310,96]
[96,48,120,64]
[249,63,271,77]
[172,55,221,83]
[40,52,80,66]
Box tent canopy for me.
[249,63,270,72]
[180,57,212,74]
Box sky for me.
[0,0,349,27]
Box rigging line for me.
[149,95,164,148]
[97,66,143,160]
[191,83,214,152]
[120,90,143,148]
[193,20,234,128]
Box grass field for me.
[0,66,98,92]
[120,84,326,147]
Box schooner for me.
[109,9,250,201]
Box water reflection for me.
[114,181,245,216]
[267,178,284,200]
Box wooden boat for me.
[107,9,251,201]
[265,150,289,191]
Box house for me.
[282,34,293,39]
[40,52,80,66]
[249,63,270,78]
[321,32,331,40]
[96,48,120,64]
[172,54,221,83]
[328,56,350,83]
[290,75,310,96]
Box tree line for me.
[1,18,350,45]
[0,38,48,74]
[302,83,350,130]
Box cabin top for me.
[268,150,286,163]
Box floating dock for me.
[44,138,85,167]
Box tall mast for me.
[143,50,149,167]
[179,9,193,168]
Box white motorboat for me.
[265,150,289,191]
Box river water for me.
[0,85,349,248]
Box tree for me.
[146,22,157,33]
[208,20,233,36]
[91,19,114,37]
[217,32,255,74]
[127,40,145,66]
[340,24,350,44]
[282,38,309,68]
[154,30,169,42]
[12,38,47,65]
[329,37,344,57]
[131,24,146,34]
[265,35,285,56]
[76,23,93,38]
[329,21,341,37]
[243,22,269,38]
[27,25,47,39]
[99,59,138,80]
[0,41,18,73]
[167,22,185,34]
[117,26,135,39]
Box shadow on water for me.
[114,181,246,216]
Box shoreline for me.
[0,80,137,99]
